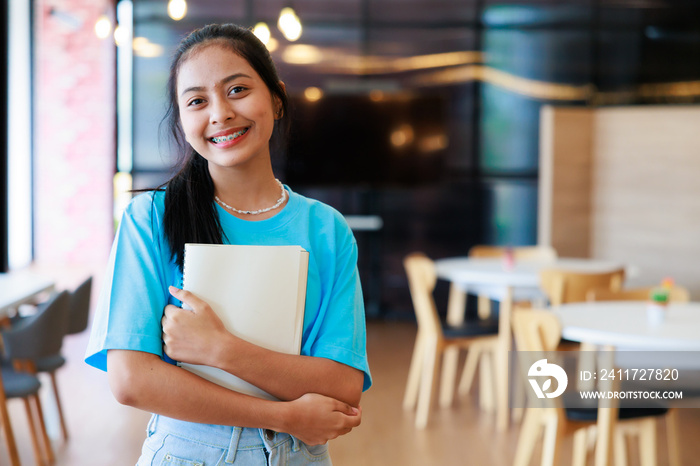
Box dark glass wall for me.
[125,0,485,319]
[477,3,700,248]
[0,0,9,272]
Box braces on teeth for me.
[212,129,247,143]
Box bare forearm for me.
[107,349,284,429]
[215,335,364,406]
[107,349,361,445]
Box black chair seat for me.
[566,406,668,422]
[2,367,41,398]
[620,376,700,398]
[564,396,668,422]
[34,354,66,373]
[442,318,499,339]
[559,337,579,346]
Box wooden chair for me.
[0,363,46,466]
[541,267,626,355]
[1,290,71,464]
[512,309,674,466]
[540,267,626,307]
[403,253,499,429]
[33,276,93,441]
[465,245,558,415]
[587,285,690,303]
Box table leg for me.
[594,345,618,466]
[440,348,459,407]
[440,284,467,407]
[577,342,597,392]
[496,287,513,432]
[479,350,495,412]
[446,283,466,326]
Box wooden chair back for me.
[67,276,93,334]
[511,309,565,411]
[512,309,562,354]
[403,253,442,338]
[587,285,690,303]
[469,245,557,261]
[540,268,625,307]
[1,291,71,362]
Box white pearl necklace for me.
[214,179,287,215]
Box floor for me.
[4,318,700,465]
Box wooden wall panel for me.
[538,106,594,258]
[591,106,700,294]
[540,105,700,298]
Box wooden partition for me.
[539,105,700,298]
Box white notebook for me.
[178,243,309,400]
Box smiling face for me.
[176,42,281,176]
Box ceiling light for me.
[278,7,302,42]
[304,87,323,102]
[168,0,187,21]
[94,14,112,39]
[114,25,130,47]
[282,44,322,65]
[418,134,449,153]
[133,37,164,58]
[390,124,415,149]
[369,90,386,102]
[253,22,271,45]
[266,37,279,53]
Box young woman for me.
[85,23,371,465]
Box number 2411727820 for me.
[580,368,679,381]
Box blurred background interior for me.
[1,0,700,465]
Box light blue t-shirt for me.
[85,186,372,392]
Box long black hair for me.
[159,23,289,271]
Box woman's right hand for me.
[162,286,234,367]
[281,393,362,445]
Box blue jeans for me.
[136,415,332,465]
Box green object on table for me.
[649,287,670,304]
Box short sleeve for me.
[301,214,372,392]
[84,192,174,371]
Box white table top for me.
[0,270,56,317]
[434,256,627,301]
[435,257,626,286]
[553,301,700,351]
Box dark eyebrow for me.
[180,73,253,97]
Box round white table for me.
[433,256,629,431]
[552,301,700,466]
[435,257,629,302]
[554,301,700,351]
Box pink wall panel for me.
[33,0,116,268]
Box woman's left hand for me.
[162,286,232,366]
